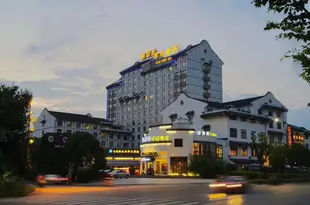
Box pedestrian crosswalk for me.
[0,195,205,205]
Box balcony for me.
[203,91,210,99]
[203,75,210,81]
[203,83,210,90]
[203,67,210,73]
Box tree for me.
[251,133,273,167]
[252,0,310,83]
[286,143,310,167]
[270,144,287,172]
[0,84,33,178]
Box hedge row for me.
[0,181,35,197]
[230,171,310,180]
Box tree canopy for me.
[0,84,33,177]
[251,133,272,166]
[252,0,310,83]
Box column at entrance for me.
[167,149,171,175]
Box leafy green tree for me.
[0,84,33,178]
[251,133,273,167]
[286,143,310,167]
[270,144,287,172]
[252,0,310,83]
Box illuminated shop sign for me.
[196,131,217,137]
[140,45,180,61]
[108,149,140,155]
[288,126,293,146]
[142,135,170,143]
[142,152,158,157]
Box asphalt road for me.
[1,183,310,205]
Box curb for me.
[73,182,211,187]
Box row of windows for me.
[230,147,254,157]
[100,140,138,149]
[56,120,99,130]
[230,128,257,139]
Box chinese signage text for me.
[140,45,179,61]
[196,130,217,137]
[142,152,158,157]
[142,135,170,143]
[109,149,140,154]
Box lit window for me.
[216,146,223,159]
[241,149,248,156]
[85,124,90,130]
[230,149,237,156]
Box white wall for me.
[33,108,56,137]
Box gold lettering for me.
[166,48,171,56]
[160,136,164,141]
[153,52,159,60]
[172,45,179,54]
[141,53,146,60]
[164,136,169,141]
[160,51,165,58]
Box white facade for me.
[106,39,223,145]
[33,108,135,149]
[150,92,289,166]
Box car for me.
[209,176,248,193]
[106,170,130,179]
[44,174,69,184]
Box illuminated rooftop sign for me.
[108,149,140,155]
[140,45,180,61]
[196,131,217,137]
[142,135,170,143]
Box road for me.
[1,183,310,205]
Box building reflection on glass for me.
[207,194,244,205]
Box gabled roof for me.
[183,92,223,108]
[119,59,152,75]
[47,109,110,124]
[221,95,265,107]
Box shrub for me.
[189,156,234,178]
[0,181,35,197]
[230,171,264,179]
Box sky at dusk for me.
[1,0,310,128]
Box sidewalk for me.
[75,178,213,186]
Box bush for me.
[230,171,264,179]
[0,181,35,197]
[189,156,235,178]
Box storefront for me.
[139,121,223,176]
[106,149,141,173]
[140,135,172,175]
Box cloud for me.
[1,0,310,127]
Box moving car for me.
[209,176,248,193]
[44,174,69,184]
[106,170,130,178]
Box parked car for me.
[44,174,69,184]
[106,170,130,178]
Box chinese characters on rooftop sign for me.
[196,130,217,137]
[142,135,170,143]
[140,45,180,61]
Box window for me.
[258,109,262,115]
[93,132,98,137]
[269,122,274,128]
[241,129,247,139]
[240,117,246,122]
[100,141,106,147]
[66,130,72,134]
[268,111,273,116]
[85,124,90,130]
[137,127,141,132]
[230,149,237,156]
[56,129,62,134]
[276,112,281,118]
[230,128,237,138]
[193,143,199,155]
[66,122,72,127]
[250,118,256,123]
[216,145,223,159]
[57,120,63,126]
[241,148,248,156]
[229,115,237,120]
[277,122,282,129]
[174,139,183,147]
[93,125,98,130]
[132,128,135,132]
[109,141,113,147]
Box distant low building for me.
[287,124,310,148]
[33,108,137,149]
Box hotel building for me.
[106,40,224,147]
[33,108,134,149]
[140,91,289,175]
